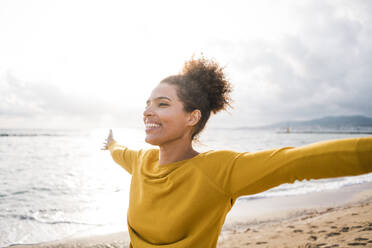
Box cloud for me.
[0,72,141,128]
[1,0,372,128]
[208,0,372,126]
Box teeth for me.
[145,123,161,128]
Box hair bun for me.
[181,56,232,113]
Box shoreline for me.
[219,182,372,247]
[224,181,372,230]
[8,181,372,248]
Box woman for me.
[102,57,372,248]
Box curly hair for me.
[161,56,233,140]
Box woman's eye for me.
[159,103,169,107]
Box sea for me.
[1,127,372,247]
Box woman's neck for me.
[158,137,199,166]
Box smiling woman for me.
[142,57,232,165]
[101,56,372,248]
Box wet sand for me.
[9,182,372,248]
[219,187,372,247]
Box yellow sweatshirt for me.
[108,137,372,248]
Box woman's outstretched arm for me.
[102,129,142,174]
[225,136,372,199]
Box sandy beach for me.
[218,182,372,248]
[9,182,372,248]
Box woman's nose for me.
[143,105,153,117]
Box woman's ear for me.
[187,109,201,127]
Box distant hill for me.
[266,115,372,130]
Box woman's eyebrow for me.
[156,96,171,101]
[146,96,172,104]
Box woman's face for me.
[143,83,195,146]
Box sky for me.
[1,0,372,129]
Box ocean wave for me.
[11,191,29,195]
[0,133,65,137]
[30,187,52,192]
[6,214,103,226]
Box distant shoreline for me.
[276,131,372,134]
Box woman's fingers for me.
[106,129,114,144]
[101,142,110,150]
[102,129,114,150]
[101,142,107,150]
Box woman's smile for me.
[144,121,162,132]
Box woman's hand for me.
[101,129,115,150]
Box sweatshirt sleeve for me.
[226,136,372,199]
[107,140,142,174]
